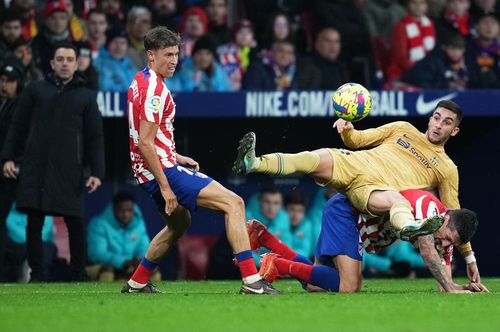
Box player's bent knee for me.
[224,193,245,215]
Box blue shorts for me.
[141,164,213,213]
[315,194,363,265]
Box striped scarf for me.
[402,15,436,62]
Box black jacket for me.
[0,98,19,154]
[0,72,105,217]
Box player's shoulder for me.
[390,121,418,132]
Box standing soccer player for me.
[122,26,278,294]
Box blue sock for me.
[141,257,158,270]
[234,250,253,262]
[310,266,340,292]
[292,255,314,289]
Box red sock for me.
[275,258,313,283]
[260,230,297,260]
[237,258,259,278]
[130,264,155,285]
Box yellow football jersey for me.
[333,121,459,210]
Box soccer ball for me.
[332,83,371,122]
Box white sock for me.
[243,273,261,285]
[128,279,146,289]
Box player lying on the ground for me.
[249,189,488,293]
[233,101,481,280]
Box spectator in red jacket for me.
[386,0,436,82]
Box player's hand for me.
[466,261,481,283]
[333,119,354,133]
[86,176,102,193]
[182,156,200,172]
[467,282,489,293]
[161,186,178,216]
[2,161,18,179]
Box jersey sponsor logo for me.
[397,138,432,169]
[415,92,458,115]
[148,96,162,112]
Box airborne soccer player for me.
[250,189,488,293]
[233,100,480,279]
[122,26,278,294]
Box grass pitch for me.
[1,278,499,332]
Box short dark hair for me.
[260,186,281,198]
[447,209,478,244]
[284,190,307,207]
[442,31,465,49]
[113,191,135,206]
[87,8,106,19]
[0,9,23,25]
[52,41,79,58]
[144,26,181,51]
[434,99,463,124]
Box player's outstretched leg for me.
[122,206,191,294]
[259,253,341,292]
[232,132,324,179]
[197,181,279,295]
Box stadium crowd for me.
[0,0,496,282]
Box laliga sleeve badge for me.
[148,96,162,113]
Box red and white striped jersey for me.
[128,67,177,184]
[357,189,453,265]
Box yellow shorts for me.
[325,148,395,216]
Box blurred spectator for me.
[179,6,208,60]
[4,204,55,282]
[363,241,427,278]
[386,0,436,82]
[246,187,292,245]
[32,1,73,74]
[93,28,137,92]
[401,32,482,88]
[0,10,24,63]
[467,12,500,87]
[98,0,126,30]
[10,0,39,40]
[1,42,105,282]
[435,0,471,43]
[11,38,43,82]
[151,0,183,30]
[86,9,108,59]
[75,41,100,90]
[0,59,24,282]
[172,35,232,91]
[313,0,372,67]
[260,12,294,53]
[298,27,347,90]
[217,19,258,91]
[126,6,152,68]
[87,192,154,281]
[284,191,313,259]
[362,0,406,38]
[242,39,300,91]
[63,0,87,42]
[205,0,230,48]
[470,0,500,23]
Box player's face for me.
[114,201,134,226]
[148,46,179,78]
[285,203,305,226]
[260,193,282,220]
[426,107,460,145]
[433,215,461,248]
[88,13,108,38]
[50,47,78,83]
[1,20,22,43]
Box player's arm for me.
[334,120,402,149]
[138,120,178,215]
[176,153,199,172]
[417,235,465,292]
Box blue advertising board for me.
[97,90,500,118]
